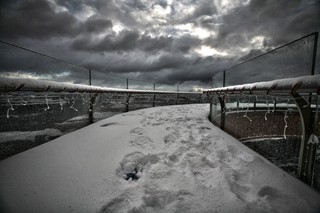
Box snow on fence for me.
[0,77,206,160]
[204,75,320,190]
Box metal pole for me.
[126,93,131,112]
[89,93,98,124]
[88,69,92,124]
[218,96,225,130]
[311,32,318,75]
[223,70,226,87]
[293,93,313,184]
[126,79,129,89]
[153,83,156,107]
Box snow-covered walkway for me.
[0,104,320,213]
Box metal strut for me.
[292,93,315,185]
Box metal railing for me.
[206,32,320,190]
[0,39,211,92]
[211,32,318,88]
[0,40,210,160]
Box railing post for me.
[88,69,92,123]
[125,93,131,112]
[311,32,318,75]
[209,96,213,122]
[89,93,98,124]
[293,93,314,185]
[126,79,129,89]
[153,83,156,107]
[218,96,225,130]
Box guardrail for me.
[204,75,320,188]
[0,39,211,91]
[0,77,206,160]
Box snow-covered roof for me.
[204,75,320,95]
[0,77,201,95]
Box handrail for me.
[204,75,320,95]
[0,77,201,95]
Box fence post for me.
[88,69,93,123]
[218,96,225,130]
[153,83,156,107]
[125,93,131,112]
[209,96,213,122]
[311,32,318,75]
[89,93,98,124]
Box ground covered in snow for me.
[0,104,320,213]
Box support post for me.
[125,93,131,112]
[209,95,213,122]
[153,83,156,107]
[311,32,318,76]
[89,69,92,86]
[89,93,98,124]
[218,96,225,130]
[293,93,314,185]
[126,79,129,89]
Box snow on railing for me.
[203,74,320,187]
[0,77,201,95]
[204,75,320,95]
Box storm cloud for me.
[0,0,319,87]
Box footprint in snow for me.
[130,127,145,135]
[163,132,180,144]
[129,136,154,149]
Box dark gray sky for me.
[0,0,319,87]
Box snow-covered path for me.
[0,104,320,213]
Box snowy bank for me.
[0,104,319,213]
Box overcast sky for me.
[0,0,319,86]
